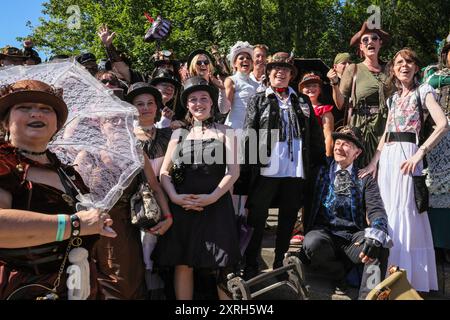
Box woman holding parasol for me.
[0,79,116,300]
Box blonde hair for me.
[188,54,215,77]
[253,44,269,54]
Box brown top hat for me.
[299,73,323,90]
[0,80,68,130]
[266,52,298,78]
[350,21,390,47]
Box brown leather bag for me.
[366,266,423,300]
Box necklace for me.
[139,125,156,139]
[18,148,47,156]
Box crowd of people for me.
[0,20,449,300]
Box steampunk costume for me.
[301,127,391,299]
[242,53,326,275]
[340,22,394,166]
[0,144,100,300]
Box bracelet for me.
[55,214,66,242]
[163,213,173,220]
[70,214,81,237]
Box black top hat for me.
[187,49,214,69]
[181,76,218,110]
[125,82,163,109]
[149,69,181,89]
[76,52,97,65]
[332,126,365,152]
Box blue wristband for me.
[56,214,66,242]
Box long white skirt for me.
[378,141,438,292]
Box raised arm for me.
[98,24,131,83]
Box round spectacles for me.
[361,35,380,44]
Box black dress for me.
[153,138,241,269]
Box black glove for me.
[361,238,382,260]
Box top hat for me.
[125,82,163,109]
[332,126,365,152]
[181,76,218,110]
[0,80,68,130]
[149,69,181,89]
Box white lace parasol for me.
[0,60,143,211]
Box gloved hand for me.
[359,238,382,260]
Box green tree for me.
[22,0,450,74]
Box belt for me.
[354,104,380,116]
[385,132,416,144]
[0,244,60,257]
[0,243,67,275]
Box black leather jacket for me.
[239,89,326,195]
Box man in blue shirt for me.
[300,126,392,299]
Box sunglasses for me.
[101,78,119,86]
[361,35,380,44]
[196,60,210,66]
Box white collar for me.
[265,86,297,98]
[335,163,353,175]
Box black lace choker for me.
[18,148,47,156]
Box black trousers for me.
[302,229,389,299]
[245,176,304,269]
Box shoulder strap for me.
[350,63,358,108]
[415,87,425,146]
[344,63,358,125]
[57,167,81,201]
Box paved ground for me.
[249,209,450,300]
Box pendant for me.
[16,164,24,173]
[62,194,75,207]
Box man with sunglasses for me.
[96,71,127,100]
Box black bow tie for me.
[334,169,353,195]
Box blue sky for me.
[0,0,47,55]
